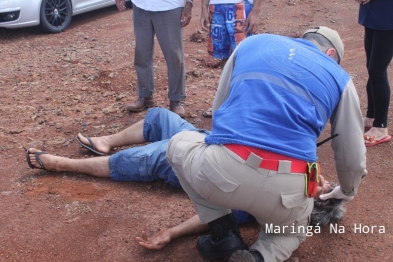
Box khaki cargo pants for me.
[167,131,314,262]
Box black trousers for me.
[364,27,393,128]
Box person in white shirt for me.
[126,0,194,118]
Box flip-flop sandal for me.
[202,108,212,118]
[364,135,392,147]
[26,149,47,170]
[75,136,106,156]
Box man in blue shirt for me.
[167,26,367,262]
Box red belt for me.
[225,144,308,173]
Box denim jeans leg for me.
[143,108,198,142]
[109,139,181,188]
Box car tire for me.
[39,0,72,33]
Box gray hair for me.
[303,33,340,64]
[310,183,346,226]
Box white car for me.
[0,0,132,33]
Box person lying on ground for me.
[26,107,199,187]
[25,106,345,260]
[26,107,344,252]
[26,108,331,198]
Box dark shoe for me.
[127,97,154,112]
[197,230,248,260]
[198,213,246,260]
[170,101,186,118]
[229,250,264,262]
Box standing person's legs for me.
[365,27,393,128]
[364,27,375,128]
[128,6,156,112]
[203,4,228,118]
[207,1,252,62]
[208,4,230,60]
[202,2,252,118]
[229,0,253,54]
[152,8,186,117]
[363,27,393,144]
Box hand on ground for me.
[136,229,171,250]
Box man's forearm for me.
[330,80,367,196]
[169,215,209,240]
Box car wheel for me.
[39,0,72,33]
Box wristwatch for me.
[186,0,193,6]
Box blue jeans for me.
[108,107,254,224]
[108,107,207,188]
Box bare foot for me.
[76,133,111,154]
[28,148,66,172]
[364,127,389,142]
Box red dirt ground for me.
[0,1,392,261]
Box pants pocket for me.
[200,155,239,193]
[279,192,309,225]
